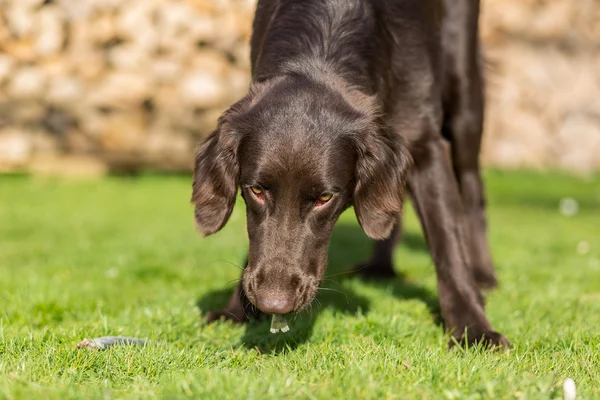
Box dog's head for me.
[192,74,412,315]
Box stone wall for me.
[480,0,600,174]
[0,0,598,176]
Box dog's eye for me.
[315,193,333,206]
[249,185,264,197]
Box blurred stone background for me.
[0,0,598,176]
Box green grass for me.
[0,170,599,399]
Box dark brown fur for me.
[192,0,509,348]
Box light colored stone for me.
[3,39,37,62]
[93,111,148,153]
[227,67,250,101]
[92,0,123,12]
[188,0,221,14]
[87,71,151,107]
[31,131,61,155]
[46,75,84,105]
[7,66,47,99]
[0,129,32,167]
[212,12,242,51]
[6,4,36,37]
[158,38,195,63]
[0,55,15,84]
[178,70,228,108]
[10,101,46,123]
[231,41,251,68]
[34,7,65,57]
[529,0,574,39]
[188,14,217,44]
[0,10,12,45]
[40,57,72,77]
[189,50,230,77]
[146,133,191,158]
[89,12,117,44]
[56,0,93,21]
[13,0,46,9]
[143,133,195,171]
[64,129,96,154]
[128,24,158,54]
[116,1,156,41]
[556,113,600,174]
[157,1,199,38]
[67,23,106,80]
[70,51,106,81]
[195,108,227,137]
[151,57,182,83]
[483,109,550,170]
[108,44,151,71]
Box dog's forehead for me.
[236,79,361,186]
[240,130,354,188]
[260,133,337,174]
[242,76,368,136]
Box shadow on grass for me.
[197,221,439,354]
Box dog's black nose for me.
[255,294,294,315]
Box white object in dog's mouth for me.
[270,314,290,333]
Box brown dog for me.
[192,0,509,348]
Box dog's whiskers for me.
[243,299,253,321]
[314,297,323,310]
[222,278,242,289]
[317,286,350,304]
[205,259,246,271]
[324,268,362,279]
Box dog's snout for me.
[244,263,319,314]
[255,293,294,315]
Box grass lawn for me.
[0,170,599,399]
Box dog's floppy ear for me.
[191,79,279,235]
[191,116,242,236]
[353,126,413,240]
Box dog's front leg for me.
[353,217,402,279]
[206,277,263,324]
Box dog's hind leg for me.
[441,0,497,289]
[407,136,508,348]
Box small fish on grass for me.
[76,336,149,350]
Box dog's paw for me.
[351,261,396,280]
[450,328,510,350]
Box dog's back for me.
[249,0,442,106]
